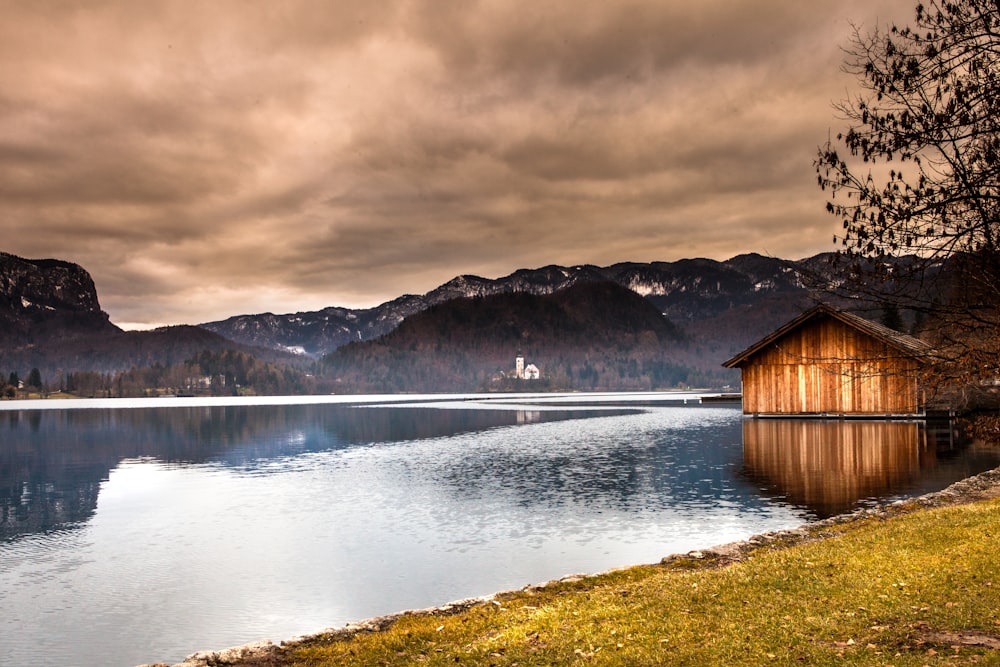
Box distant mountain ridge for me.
[323,281,692,393]
[2,249,909,391]
[0,251,119,344]
[201,252,820,358]
[0,251,301,380]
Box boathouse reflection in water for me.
[741,418,966,518]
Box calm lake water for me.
[1,393,998,667]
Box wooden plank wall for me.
[740,318,921,415]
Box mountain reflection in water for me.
[3,399,1000,667]
[0,404,632,541]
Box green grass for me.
[278,497,1000,666]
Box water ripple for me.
[2,401,997,667]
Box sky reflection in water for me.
[1,397,997,667]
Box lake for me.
[1,393,998,667]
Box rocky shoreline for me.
[139,466,1000,667]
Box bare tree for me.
[816,0,1000,419]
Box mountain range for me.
[323,281,691,393]
[200,253,833,361]
[0,251,300,384]
[1,249,887,392]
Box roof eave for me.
[721,303,931,368]
[722,304,831,368]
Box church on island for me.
[515,353,540,380]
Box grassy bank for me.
[261,494,1000,666]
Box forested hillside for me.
[322,282,711,393]
[2,248,943,397]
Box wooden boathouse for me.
[722,304,932,417]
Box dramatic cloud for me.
[0,0,913,327]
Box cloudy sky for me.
[1,0,912,328]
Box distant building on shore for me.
[514,353,540,380]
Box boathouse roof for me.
[722,303,932,369]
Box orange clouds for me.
[0,0,913,327]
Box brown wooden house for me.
[723,304,932,417]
